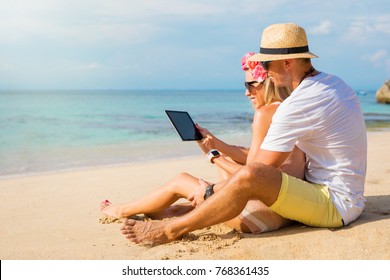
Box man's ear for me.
[283,59,297,74]
[283,59,293,69]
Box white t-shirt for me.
[261,72,367,225]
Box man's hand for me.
[187,179,212,207]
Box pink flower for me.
[241,52,256,70]
[241,52,267,82]
[251,64,267,82]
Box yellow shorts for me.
[269,173,343,228]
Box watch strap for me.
[203,184,215,200]
[206,149,221,163]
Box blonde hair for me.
[262,78,291,105]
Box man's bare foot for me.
[100,200,126,219]
[121,219,179,245]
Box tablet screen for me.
[165,110,203,141]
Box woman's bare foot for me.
[100,200,126,219]
[146,203,194,220]
[121,219,179,245]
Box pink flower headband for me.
[241,52,267,83]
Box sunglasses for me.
[244,81,260,91]
[261,61,271,71]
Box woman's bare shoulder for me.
[254,103,280,118]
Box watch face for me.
[211,150,220,156]
[204,185,215,200]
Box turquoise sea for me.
[0,89,389,177]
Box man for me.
[121,23,367,244]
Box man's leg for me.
[121,162,282,244]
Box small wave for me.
[364,113,390,121]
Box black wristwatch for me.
[203,184,215,200]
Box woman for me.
[195,51,292,180]
[100,52,305,234]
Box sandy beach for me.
[0,131,389,260]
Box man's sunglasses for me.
[244,81,259,91]
[261,61,271,71]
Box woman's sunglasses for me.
[244,81,260,91]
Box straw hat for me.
[249,23,318,62]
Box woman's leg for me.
[216,156,236,181]
[224,200,293,234]
[101,172,202,218]
[145,203,194,220]
[223,217,251,233]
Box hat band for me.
[260,45,309,55]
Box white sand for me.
[0,132,389,259]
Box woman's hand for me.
[187,179,212,207]
[196,123,214,139]
[196,124,217,154]
[197,136,215,155]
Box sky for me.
[0,0,389,91]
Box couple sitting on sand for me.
[101,23,367,245]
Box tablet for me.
[165,110,203,141]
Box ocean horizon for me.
[1,89,389,178]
